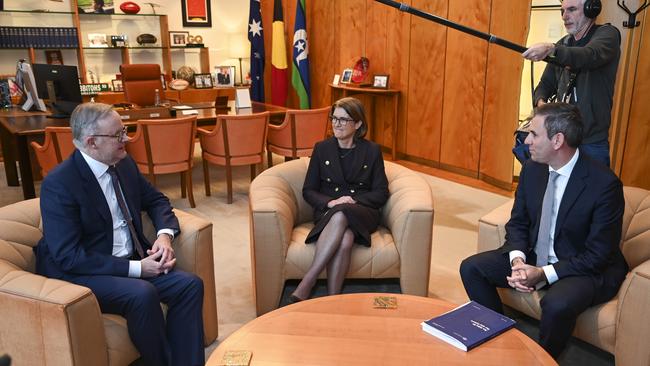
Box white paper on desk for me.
[181,110,199,115]
[235,88,252,109]
[172,105,192,110]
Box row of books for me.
[0,26,79,49]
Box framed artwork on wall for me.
[181,0,212,27]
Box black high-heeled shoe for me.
[289,294,305,303]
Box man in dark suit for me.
[35,102,205,366]
[460,102,628,358]
[217,68,230,85]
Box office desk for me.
[0,102,286,199]
[329,84,400,160]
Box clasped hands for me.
[327,195,356,208]
[141,234,176,278]
[507,258,545,293]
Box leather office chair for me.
[266,106,329,167]
[478,186,650,365]
[0,198,218,366]
[125,116,198,208]
[249,159,434,315]
[198,112,269,204]
[120,64,164,107]
[30,126,75,176]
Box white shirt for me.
[509,149,580,288]
[80,151,174,277]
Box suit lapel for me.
[554,155,588,239]
[529,164,549,246]
[73,151,112,225]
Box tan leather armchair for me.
[249,159,434,315]
[477,186,650,366]
[0,199,218,366]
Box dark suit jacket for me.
[35,150,179,280]
[302,137,389,217]
[501,152,628,292]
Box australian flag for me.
[248,0,265,102]
[291,0,310,109]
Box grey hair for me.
[70,102,115,149]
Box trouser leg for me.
[459,249,512,313]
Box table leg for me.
[0,127,20,186]
[16,135,36,199]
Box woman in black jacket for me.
[291,97,389,301]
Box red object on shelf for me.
[120,2,141,14]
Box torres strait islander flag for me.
[271,0,288,106]
[291,0,311,109]
[248,0,265,102]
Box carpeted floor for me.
[0,149,614,365]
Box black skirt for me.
[304,203,380,247]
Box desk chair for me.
[120,64,164,107]
[198,112,269,204]
[266,106,330,167]
[125,116,197,208]
[30,126,75,176]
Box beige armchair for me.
[478,186,650,366]
[0,199,218,366]
[249,158,434,315]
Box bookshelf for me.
[0,1,208,84]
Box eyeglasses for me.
[329,115,356,126]
[91,126,129,143]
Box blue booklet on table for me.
[421,301,516,351]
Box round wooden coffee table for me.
[207,293,556,365]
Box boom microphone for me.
[373,0,558,65]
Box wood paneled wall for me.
[261,0,531,188]
[618,9,650,189]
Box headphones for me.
[583,0,602,19]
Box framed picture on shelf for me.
[193,73,213,89]
[169,31,189,47]
[88,33,109,48]
[77,0,115,13]
[372,74,389,89]
[112,79,123,92]
[181,0,212,27]
[340,68,353,84]
[214,66,235,87]
[45,50,63,65]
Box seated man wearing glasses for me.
[34,102,205,366]
[291,97,389,301]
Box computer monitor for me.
[31,63,83,118]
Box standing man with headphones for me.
[522,0,620,167]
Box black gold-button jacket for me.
[302,137,389,218]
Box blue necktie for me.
[108,166,145,259]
